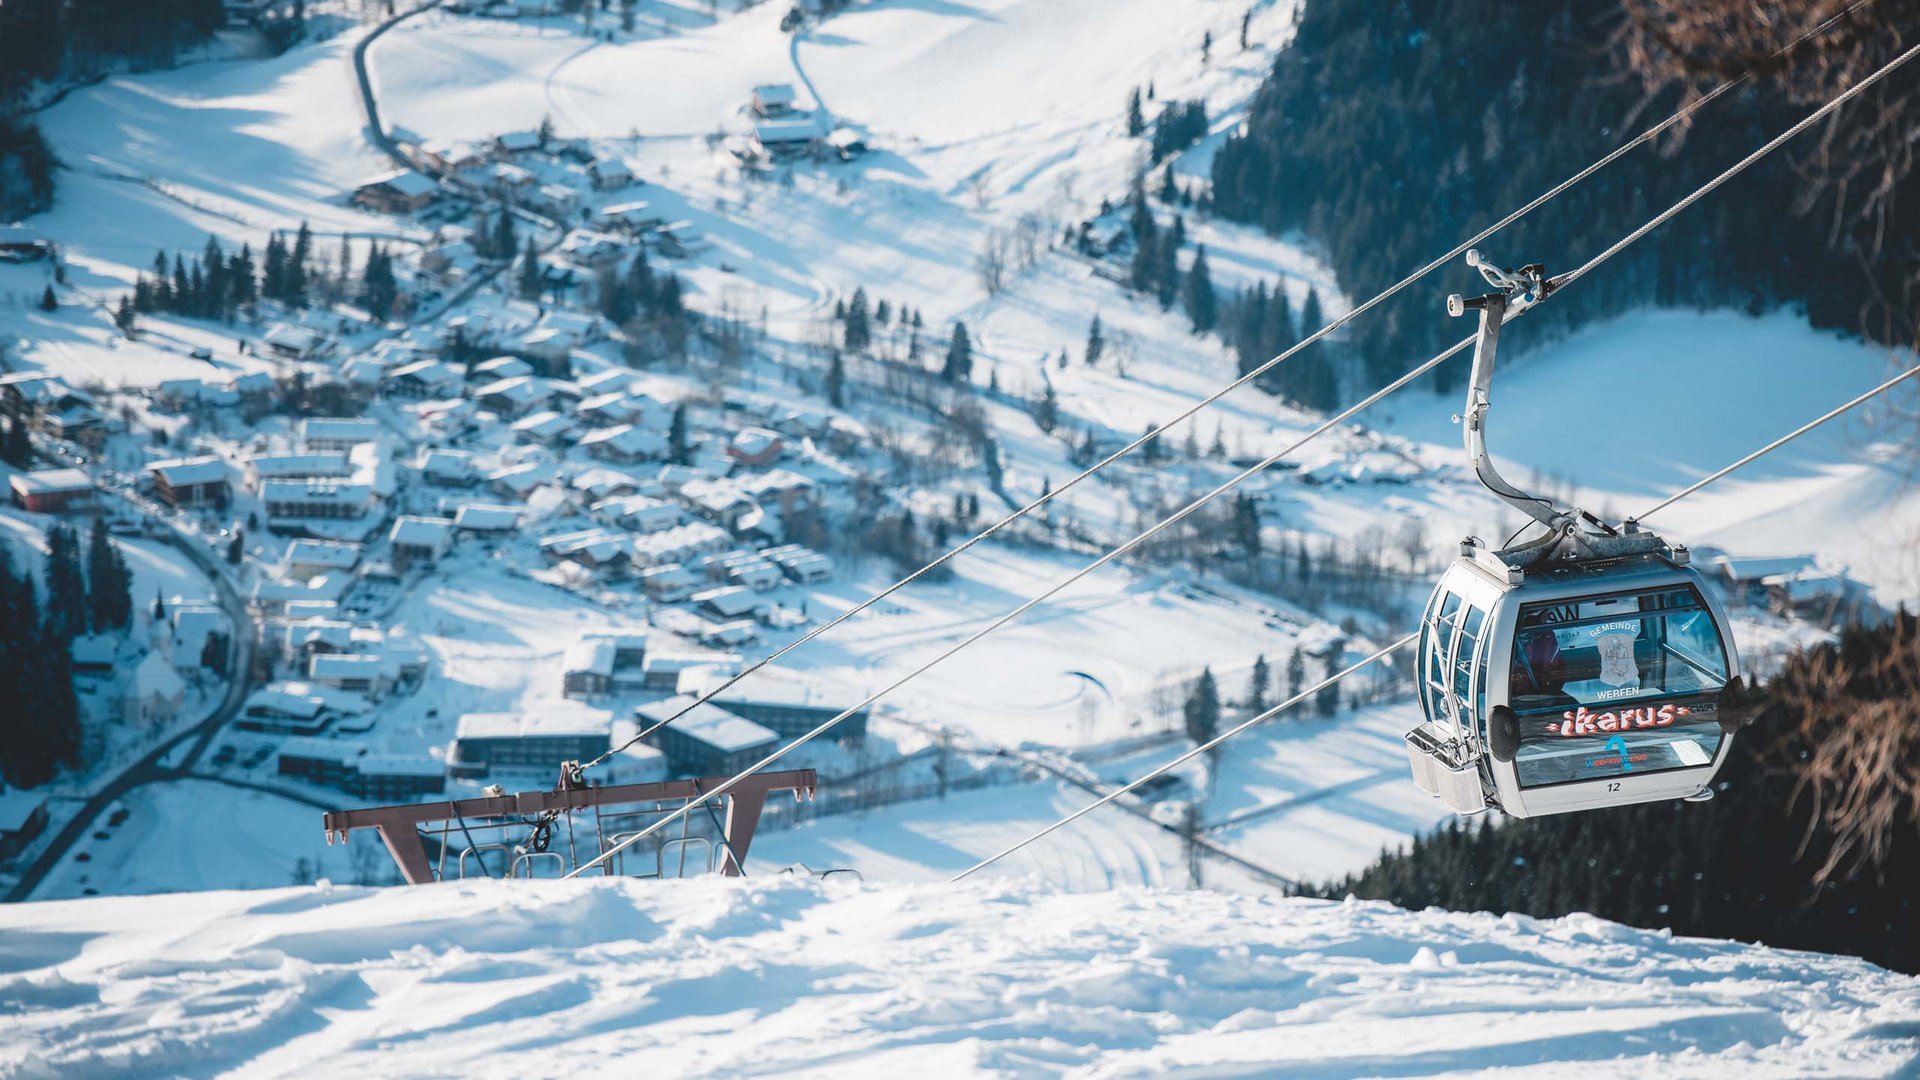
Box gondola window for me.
[1508,586,1729,788]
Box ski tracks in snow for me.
[4,878,1918,1077]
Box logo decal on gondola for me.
[1604,735,1631,771]
[1543,703,1691,737]
[1593,626,1640,687]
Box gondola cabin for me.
[1404,252,1749,818]
[1409,550,1743,818]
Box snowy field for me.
[33,781,355,902]
[3,877,1918,1078]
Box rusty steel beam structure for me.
[322,769,817,885]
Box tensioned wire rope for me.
[565,14,1918,881]
[569,0,1887,777]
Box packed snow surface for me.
[3,878,1918,1078]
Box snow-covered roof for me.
[692,585,759,618]
[1712,554,1823,583]
[475,375,552,406]
[149,456,227,486]
[752,83,796,106]
[285,540,362,569]
[730,427,783,457]
[230,371,276,394]
[390,516,454,548]
[755,117,822,145]
[631,522,730,562]
[419,449,475,476]
[496,130,542,152]
[564,638,616,677]
[354,754,444,779]
[510,410,574,440]
[634,695,776,752]
[310,654,384,680]
[490,162,535,186]
[454,504,521,531]
[473,355,534,379]
[245,685,329,719]
[279,736,364,764]
[360,169,438,198]
[70,634,117,667]
[385,359,463,387]
[248,453,352,478]
[300,418,382,445]
[12,468,91,495]
[262,480,372,506]
[130,651,186,700]
[456,711,609,741]
[286,619,353,653]
[264,323,328,353]
[580,424,668,458]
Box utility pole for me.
[935,728,951,800]
[1182,802,1202,889]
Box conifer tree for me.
[942,322,973,384]
[1315,650,1342,716]
[1232,491,1261,555]
[1247,654,1270,711]
[1294,288,1336,410]
[491,207,517,262]
[85,517,131,633]
[1126,87,1145,137]
[517,236,542,300]
[2,416,28,468]
[826,350,846,408]
[263,232,287,300]
[844,287,871,352]
[42,524,85,642]
[1184,667,1221,745]
[38,284,55,312]
[1085,313,1105,367]
[668,402,690,465]
[362,244,398,322]
[288,220,312,306]
[172,255,190,312]
[1185,243,1217,333]
[1286,646,1305,700]
[1034,381,1059,434]
[1154,232,1181,310]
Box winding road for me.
[5,518,259,903]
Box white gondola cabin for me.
[1403,252,1748,818]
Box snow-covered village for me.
[0,0,1918,1074]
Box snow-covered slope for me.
[3,878,1918,1077]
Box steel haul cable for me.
[567,13,1918,881]
[572,0,1882,775]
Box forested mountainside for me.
[0,0,242,219]
[0,0,226,104]
[1315,615,1920,975]
[1210,0,1920,396]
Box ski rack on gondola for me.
[322,767,816,885]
